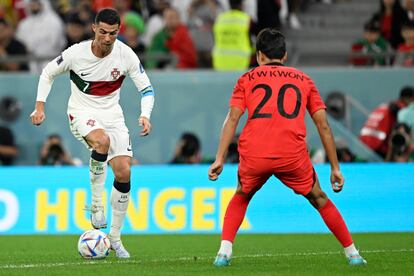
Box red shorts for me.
[238,153,316,196]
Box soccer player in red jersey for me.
[208,28,367,267]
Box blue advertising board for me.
[0,164,413,234]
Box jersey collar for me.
[264,62,285,66]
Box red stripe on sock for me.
[318,199,353,247]
[222,194,250,243]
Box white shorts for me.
[68,113,132,161]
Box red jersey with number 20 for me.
[230,63,326,158]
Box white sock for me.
[218,240,233,257]
[344,243,358,257]
[89,157,107,207]
[109,186,129,241]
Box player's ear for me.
[92,23,97,34]
[257,51,265,65]
[282,52,288,63]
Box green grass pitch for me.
[0,233,413,275]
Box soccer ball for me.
[78,229,111,259]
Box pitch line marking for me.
[1,248,413,269]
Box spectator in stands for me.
[212,0,253,71]
[76,0,96,38]
[39,134,74,166]
[187,0,220,68]
[170,132,201,164]
[16,0,66,73]
[398,87,414,134]
[120,11,146,56]
[53,0,71,18]
[93,0,114,11]
[350,20,391,66]
[336,146,357,163]
[216,0,229,10]
[360,86,414,158]
[326,140,364,163]
[64,12,90,49]
[0,17,28,71]
[385,123,413,162]
[242,0,258,23]
[0,1,21,27]
[394,21,414,66]
[0,125,18,166]
[370,0,410,49]
[170,0,193,23]
[147,7,197,69]
[286,0,303,30]
[257,0,282,31]
[141,0,169,48]
[114,0,133,16]
[403,0,414,21]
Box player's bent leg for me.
[108,156,132,258]
[304,178,328,209]
[88,150,108,229]
[88,204,107,230]
[305,179,366,265]
[85,129,111,229]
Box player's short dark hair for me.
[95,8,120,26]
[230,0,242,9]
[256,28,286,59]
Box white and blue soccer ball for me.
[78,229,111,259]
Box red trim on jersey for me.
[88,75,126,96]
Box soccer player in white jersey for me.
[30,8,155,258]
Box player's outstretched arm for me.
[311,109,344,192]
[208,107,243,181]
[139,116,151,136]
[30,101,46,126]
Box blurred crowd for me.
[350,0,414,67]
[0,0,331,73]
[314,85,414,163]
[359,86,414,162]
[1,0,414,71]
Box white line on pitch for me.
[1,248,413,269]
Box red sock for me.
[222,194,250,242]
[318,199,353,247]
